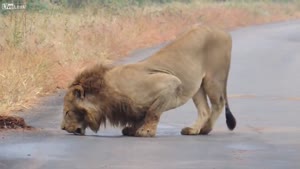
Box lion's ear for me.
[72,85,85,99]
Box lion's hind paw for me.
[181,127,200,135]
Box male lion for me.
[61,25,236,137]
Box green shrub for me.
[26,0,48,11]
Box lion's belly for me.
[176,75,203,105]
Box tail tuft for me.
[225,107,236,130]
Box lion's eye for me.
[65,111,70,117]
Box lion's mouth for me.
[74,128,85,135]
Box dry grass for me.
[1,1,300,114]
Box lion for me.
[61,25,236,137]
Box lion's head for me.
[61,65,109,135]
[61,64,144,135]
[61,84,107,135]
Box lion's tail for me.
[224,88,236,130]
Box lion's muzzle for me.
[61,123,86,135]
[74,128,85,135]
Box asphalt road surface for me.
[1,20,300,169]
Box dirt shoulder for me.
[0,115,32,129]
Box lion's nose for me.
[61,126,66,130]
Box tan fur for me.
[61,25,236,137]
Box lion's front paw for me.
[181,127,200,135]
[122,127,137,136]
[135,126,156,137]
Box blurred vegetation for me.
[60,0,192,8]
[53,0,300,8]
[1,0,299,13]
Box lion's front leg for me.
[134,73,180,137]
[122,121,143,136]
[135,113,160,137]
[122,126,137,136]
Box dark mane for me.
[70,64,146,129]
[70,64,111,94]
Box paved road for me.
[1,20,300,169]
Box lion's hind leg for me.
[199,78,226,135]
[181,86,210,135]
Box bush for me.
[26,0,48,11]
